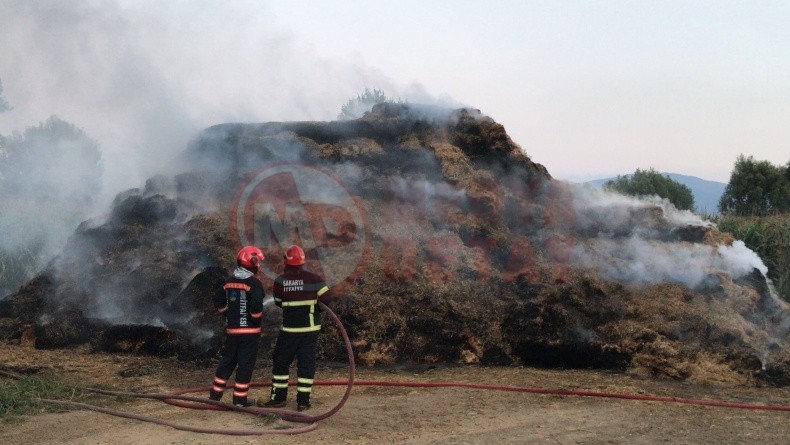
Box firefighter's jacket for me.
[214,267,265,335]
[273,265,332,333]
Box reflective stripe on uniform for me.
[212,376,226,393]
[250,311,263,319]
[272,374,289,388]
[279,299,321,332]
[297,377,313,393]
[226,327,261,335]
[224,282,251,292]
[217,306,228,313]
[317,286,329,296]
[279,300,317,307]
[281,325,321,333]
[234,382,249,390]
[233,390,248,397]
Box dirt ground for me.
[0,343,788,445]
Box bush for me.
[338,88,392,120]
[605,168,694,211]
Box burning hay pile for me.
[1,103,787,385]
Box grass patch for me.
[0,374,85,418]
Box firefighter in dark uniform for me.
[258,244,332,411]
[208,246,268,407]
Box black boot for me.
[261,386,287,407]
[297,401,311,411]
[260,398,287,408]
[209,390,223,401]
[233,396,253,407]
[296,393,311,411]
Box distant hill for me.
[585,173,727,215]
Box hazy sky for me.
[1,0,788,196]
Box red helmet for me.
[284,245,306,266]
[237,246,264,269]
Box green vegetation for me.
[338,88,393,120]
[0,244,41,297]
[712,156,789,301]
[0,374,84,418]
[604,168,695,211]
[712,213,789,302]
[719,155,790,216]
[0,116,103,297]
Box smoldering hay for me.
[0,103,787,385]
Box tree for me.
[718,155,790,216]
[0,116,102,201]
[0,77,11,113]
[604,168,695,211]
[338,88,391,120]
[0,116,102,297]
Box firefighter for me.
[257,244,332,411]
[208,246,268,407]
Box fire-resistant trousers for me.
[269,331,319,406]
[210,333,261,404]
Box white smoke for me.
[574,238,766,288]
[569,185,768,288]
[0,1,461,298]
[0,1,459,200]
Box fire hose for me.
[3,302,789,437]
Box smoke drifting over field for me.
[569,187,771,289]
[0,1,458,199]
[0,1,462,299]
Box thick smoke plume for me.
[569,186,773,289]
[0,1,456,198]
[0,117,102,297]
[0,2,459,300]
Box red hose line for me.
[9,297,790,438]
[40,398,317,435]
[34,302,354,435]
[165,299,789,415]
[165,300,790,414]
[169,378,790,413]
[162,302,356,424]
[319,379,790,412]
